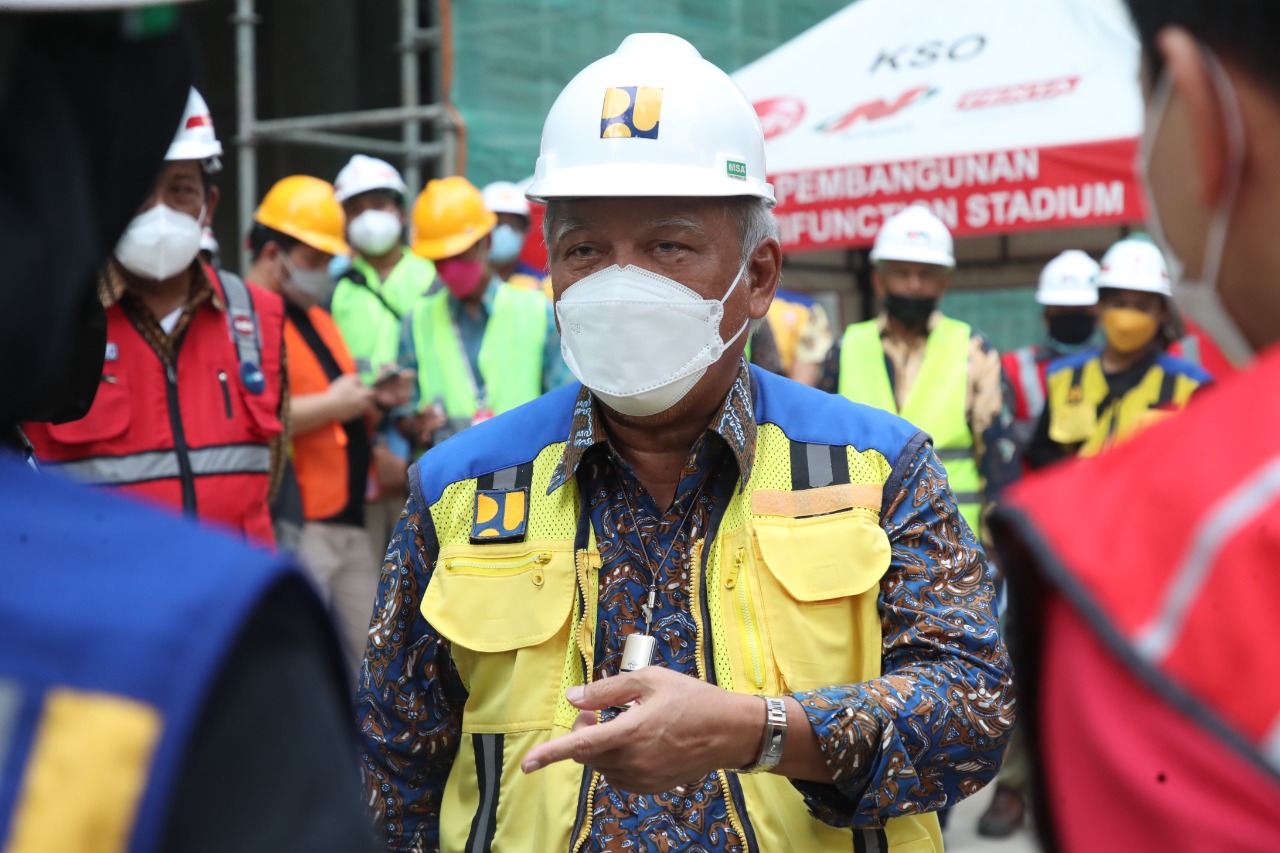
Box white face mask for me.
[556,263,749,417]
[282,256,335,306]
[348,208,403,257]
[1140,47,1252,365]
[114,203,204,280]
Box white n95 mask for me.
[114,203,204,280]
[348,209,403,256]
[556,263,749,417]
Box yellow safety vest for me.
[418,376,943,852]
[1045,350,1208,457]
[411,283,548,420]
[837,317,982,531]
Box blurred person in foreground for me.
[330,155,431,560]
[356,33,1013,852]
[1000,250,1100,464]
[1027,237,1211,469]
[24,87,288,547]
[0,5,376,851]
[397,176,569,446]
[992,0,1280,848]
[247,176,410,676]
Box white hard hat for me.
[482,181,531,217]
[1095,238,1171,297]
[166,87,222,168]
[525,33,774,205]
[1036,250,1100,306]
[334,154,409,203]
[870,205,955,268]
[199,226,219,254]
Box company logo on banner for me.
[753,96,805,140]
[770,139,1143,252]
[817,85,938,133]
[958,75,1081,111]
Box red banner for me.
[770,138,1145,253]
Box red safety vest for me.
[997,344,1280,846]
[25,265,284,545]
[1001,343,1051,424]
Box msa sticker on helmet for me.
[600,86,663,139]
[726,160,748,180]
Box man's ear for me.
[203,185,220,227]
[746,237,782,321]
[1158,27,1232,209]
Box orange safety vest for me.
[995,344,1280,845]
[284,303,368,521]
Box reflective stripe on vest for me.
[44,443,270,486]
[1013,345,1046,421]
[412,284,547,420]
[838,317,981,530]
[420,398,943,852]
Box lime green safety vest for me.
[411,283,548,420]
[331,250,436,384]
[838,317,982,530]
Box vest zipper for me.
[690,538,757,852]
[217,370,233,418]
[569,546,599,853]
[165,361,198,515]
[442,551,552,576]
[725,546,766,691]
[568,769,600,853]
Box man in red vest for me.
[993,1,1280,848]
[25,87,286,546]
[1001,250,1099,462]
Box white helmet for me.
[870,204,955,268]
[526,33,774,205]
[1095,238,1171,297]
[166,87,222,169]
[1036,250,1100,306]
[482,181,531,217]
[334,154,409,203]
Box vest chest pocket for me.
[750,510,891,692]
[45,373,131,445]
[423,541,576,733]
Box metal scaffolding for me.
[232,0,457,272]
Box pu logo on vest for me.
[471,489,529,543]
[870,34,987,73]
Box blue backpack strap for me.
[216,270,266,395]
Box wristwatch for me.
[739,696,788,774]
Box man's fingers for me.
[521,712,634,773]
[565,675,647,711]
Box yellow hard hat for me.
[411,176,497,260]
[254,175,351,257]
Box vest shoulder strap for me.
[213,269,267,395]
[343,267,402,322]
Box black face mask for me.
[1047,312,1097,347]
[884,294,938,330]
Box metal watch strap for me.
[740,696,787,775]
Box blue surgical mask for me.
[489,223,526,264]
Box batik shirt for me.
[355,362,1015,852]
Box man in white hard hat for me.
[1000,250,1101,464]
[482,179,549,295]
[356,33,1012,852]
[820,204,1019,536]
[330,154,429,559]
[25,87,290,547]
[1027,237,1211,468]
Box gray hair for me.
[542,195,780,267]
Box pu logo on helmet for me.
[600,86,663,139]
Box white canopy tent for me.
[733,0,1145,256]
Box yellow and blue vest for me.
[413,366,944,852]
[0,454,340,853]
[1045,348,1211,457]
[838,317,982,532]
